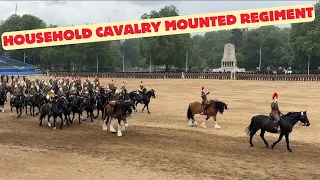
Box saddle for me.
[204,100,211,105]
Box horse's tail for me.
[187,105,193,120]
[245,116,254,136]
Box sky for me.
[0,0,317,36]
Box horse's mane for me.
[283,111,300,116]
[214,101,227,110]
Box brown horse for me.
[187,100,228,129]
[102,100,136,136]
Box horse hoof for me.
[53,127,56,130]
[250,144,254,147]
[117,132,122,137]
[271,145,274,149]
[266,144,270,148]
[288,149,293,152]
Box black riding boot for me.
[203,105,208,114]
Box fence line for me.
[49,72,320,81]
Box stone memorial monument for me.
[218,43,245,73]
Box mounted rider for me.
[57,86,65,97]
[70,83,77,96]
[29,84,36,96]
[270,92,282,132]
[138,81,146,94]
[46,88,56,102]
[201,86,210,114]
[121,81,127,94]
[109,79,115,90]
[83,83,90,97]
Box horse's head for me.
[148,89,156,98]
[214,101,228,114]
[298,111,310,126]
[283,111,310,126]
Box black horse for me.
[10,94,24,118]
[28,93,41,116]
[0,88,6,112]
[50,96,69,129]
[131,89,156,114]
[94,93,108,119]
[69,95,84,125]
[246,111,310,152]
[82,96,95,122]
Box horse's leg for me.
[47,115,52,127]
[53,116,57,130]
[29,105,32,115]
[103,116,108,131]
[146,103,150,114]
[101,110,104,120]
[135,102,138,112]
[213,115,221,129]
[108,117,116,133]
[25,103,28,114]
[16,107,19,118]
[94,109,99,119]
[59,114,64,129]
[65,113,70,127]
[117,119,122,137]
[78,113,81,125]
[90,110,94,122]
[187,113,196,127]
[284,134,292,152]
[19,107,22,118]
[200,115,210,129]
[271,134,284,149]
[259,130,269,148]
[121,119,128,131]
[71,112,75,122]
[249,128,259,147]
[35,106,40,116]
[32,106,35,116]
[141,104,146,113]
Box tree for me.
[0,14,47,64]
[290,1,320,72]
[140,5,192,71]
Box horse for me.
[246,111,310,152]
[82,95,95,122]
[133,89,156,114]
[28,93,41,116]
[50,96,69,129]
[10,94,24,118]
[102,99,136,136]
[186,100,228,129]
[69,95,84,125]
[0,88,6,112]
[94,93,108,119]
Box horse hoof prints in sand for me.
[246,111,310,152]
[187,100,228,129]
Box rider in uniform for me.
[138,81,145,94]
[201,86,210,114]
[121,81,127,94]
[57,86,65,97]
[83,83,90,98]
[46,88,55,102]
[270,92,282,132]
[29,84,36,96]
[110,79,115,90]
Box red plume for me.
[272,92,278,99]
